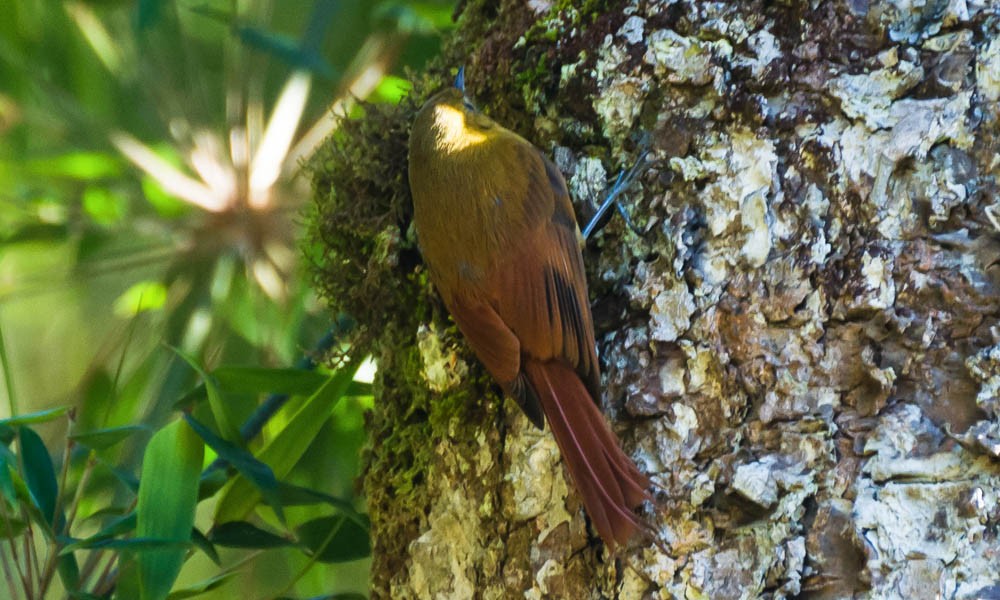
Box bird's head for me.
[412,68,496,155]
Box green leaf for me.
[197,469,228,501]
[273,481,364,528]
[295,515,370,563]
[135,420,204,600]
[0,406,70,427]
[113,282,167,317]
[107,464,140,493]
[22,152,122,180]
[0,454,17,505]
[185,5,235,24]
[70,425,148,450]
[82,186,127,226]
[168,346,241,445]
[80,505,130,523]
[165,570,239,599]
[176,370,370,410]
[58,553,81,594]
[61,512,136,553]
[19,426,60,530]
[0,424,13,446]
[213,361,360,523]
[208,521,292,549]
[182,414,282,521]
[190,528,220,565]
[372,75,412,104]
[212,367,329,396]
[0,515,27,538]
[72,537,191,552]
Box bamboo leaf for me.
[182,413,282,521]
[165,570,239,599]
[135,420,204,600]
[0,406,70,427]
[295,515,370,563]
[70,425,148,450]
[212,360,359,523]
[168,346,241,445]
[208,521,292,549]
[19,426,61,530]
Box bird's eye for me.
[463,99,476,112]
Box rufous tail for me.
[523,360,651,550]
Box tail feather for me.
[524,360,650,550]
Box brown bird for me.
[407,71,650,550]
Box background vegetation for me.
[0,0,455,597]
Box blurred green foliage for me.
[0,0,456,597]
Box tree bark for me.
[311,0,1000,598]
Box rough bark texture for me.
[310,1,1000,598]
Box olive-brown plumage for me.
[408,86,649,549]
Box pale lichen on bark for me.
[309,0,1000,597]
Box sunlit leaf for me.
[135,420,204,600]
[372,75,412,104]
[295,514,370,563]
[113,281,168,317]
[82,185,128,226]
[22,151,122,180]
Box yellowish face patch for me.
[432,104,488,153]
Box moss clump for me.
[307,97,423,356]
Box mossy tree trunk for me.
[311,1,1000,598]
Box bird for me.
[407,69,651,550]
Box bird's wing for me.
[488,147,601,403]
[441,141,600,420]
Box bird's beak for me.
[454,66,465,93]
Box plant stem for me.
[0,501,22,600]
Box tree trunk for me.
[311,1,1000,598]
